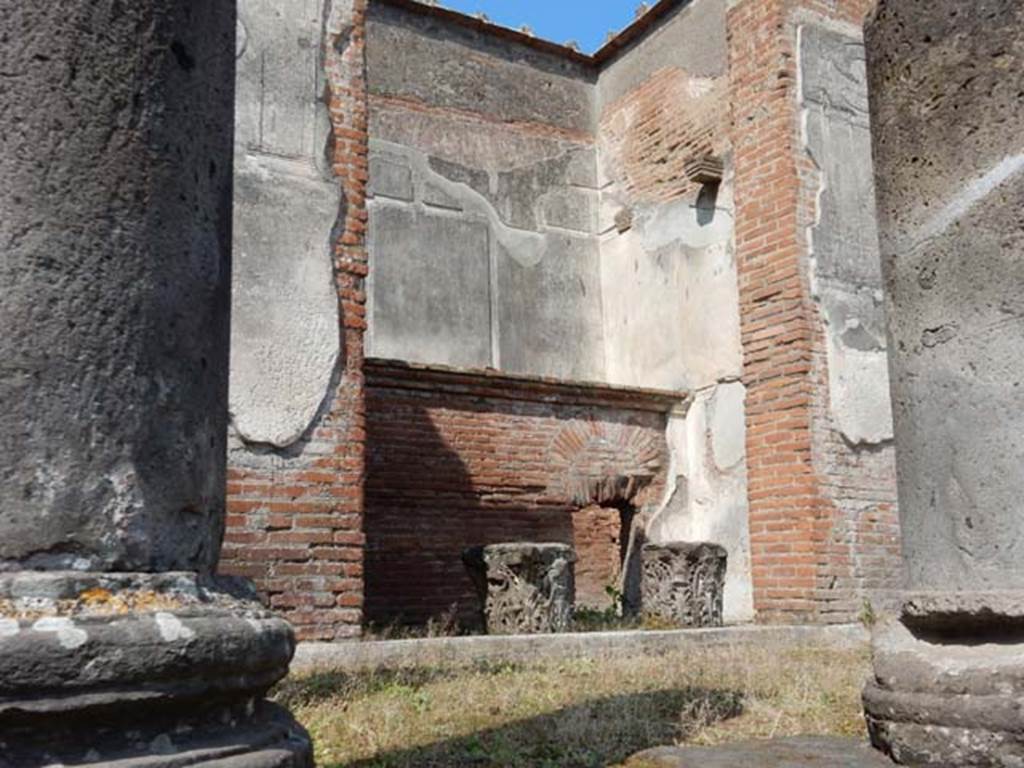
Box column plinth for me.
[0,1,312,763]
[864,1,1024,764]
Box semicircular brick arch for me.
[548,420,665,507]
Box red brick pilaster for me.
[221,0,369,641]
[728,0,892,623]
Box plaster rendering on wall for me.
[800,22,893,447]
[224,0,901,638]
[230,0,343,449]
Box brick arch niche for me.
[549,420,665,610]
[361,361,678,628]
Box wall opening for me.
[571,501,637,610]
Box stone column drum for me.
[863,2,1024,765]
[463,544,576,634]
[640,543,727,628]
[0,1,311,765]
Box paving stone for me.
[627,736,892,767]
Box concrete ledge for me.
[292,624,868,674]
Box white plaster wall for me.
[229,0,341,448]
[648,382,755,623]
[800,22,894,447]
[599,180,741,392]
[593,0,751,620]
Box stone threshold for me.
[292,624,867,674]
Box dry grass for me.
[275,644,870,767]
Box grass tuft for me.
[276,644,870,767]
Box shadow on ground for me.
[324,685,743,768]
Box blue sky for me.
[438,0,643,53]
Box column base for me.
[0,571,312,767]
[863,592,1024,766]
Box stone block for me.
[496,233,605,381]
[368,155,414,201]
[462,544,576,635]
[368,205,492,368]
[640,542,727,628]
[626,736,892,767]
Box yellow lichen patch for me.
[0,588,191,621]
[78,588,114,606]
[72,589,186,617]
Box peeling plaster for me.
[647,380,754,623]
[371,139,549,267]
[366,138,605,379]
[799,23,894,447]
[599,172,742,392]
[230,0,343,450]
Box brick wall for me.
[572,505,632,609]
[220,0,369,642]
[221,0,899,637]
[363,359,679,628]
[599,66,729,204]
[727,0,899,623]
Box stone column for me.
[0,2,311,765]
[863,2,1024,764]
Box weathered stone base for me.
[0,703,310,768]
[640,542,727,627]
[0,572,312,767]
[463,544,575,634]
[625,736,891,767]
[864,592,1024,766]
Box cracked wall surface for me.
[230,0,342,449]
[360,0,755,624]
[727,0,899,624]
[594,0,753,622]
[224,0,904,632]
[798,19,901,618]
[800,23,893,448]
[222,0,368,641]
[364,1,604,380]
[649,381,754,623]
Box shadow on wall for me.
[365,393,480,631]
[336,687,743,768]
[363,394,573,632]
[362,380,665,632]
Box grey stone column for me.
[863,2,1024,765]
[0,2,311,765]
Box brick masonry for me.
[363,360,679,627]
[220,0,370,642]
[223,0,900,637]
[572,505,632,610]
[600,66,729,204]
[727,0,899,623]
